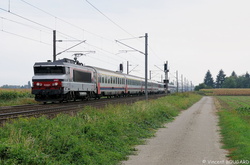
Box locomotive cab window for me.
[34,66,66,74]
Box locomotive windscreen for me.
[34,66,65,74]
[73,70,92,83]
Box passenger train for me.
[32,58,176,103]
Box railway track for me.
[0,94,166,124]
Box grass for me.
[0,92,201,165]
[216,96,250,162]
[200,88,250,96]
[0,88,37,106]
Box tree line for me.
[0,81,31,89]
[195,69,250,90]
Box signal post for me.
[164,61,169,95]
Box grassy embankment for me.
[0,93,201,165]
[216,96,250,162]
[0,88,36,106]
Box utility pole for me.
[53,30,86,62]
[164,61,169,95]
[176,70,179,93]
[191,81,193,91]
[145,33,148,100]
[127,61,129,74]
[53,30,56,61]
[181,74,184,92]
[184,77,186,92]
[115,33,148,100]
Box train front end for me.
[32,60,68,102]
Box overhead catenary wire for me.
[1,29,51,46]
[85,1,164,64]
[0,7,78,41]
[18,0,146,66]
[1,1,167,82]
[6,0,158,65]
[19,0,114,43]
[85,0,135,38]
[5,0,143,67]
[84,42,130,62]
[0,16,51,34]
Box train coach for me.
[32,58,171,103]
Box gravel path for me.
[122,96,227,165]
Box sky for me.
[1,0,250,87]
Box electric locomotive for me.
[32,58,97,102]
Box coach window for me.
[105,76,107,84]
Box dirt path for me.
[122,96,227,165]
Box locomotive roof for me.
[34,58,75,66]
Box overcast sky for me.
[1,0,250,86]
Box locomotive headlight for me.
[52,82,58,86]
[36,82,42,86]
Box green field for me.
[216,96,250,162]
[0,93,201,165]
[0,88,36,106]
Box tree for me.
[230,71,237,78]
[222,77,236,88]
[215,69,226,88]
[28,81,31,88]
[245,72,250,79]
[194,83,214,91]
[204,70,214,88]
[244,72,250,88]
